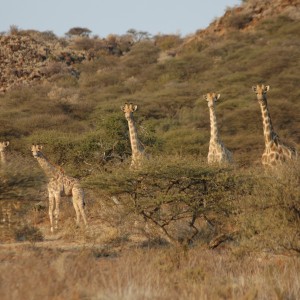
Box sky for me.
[0,0,242,38]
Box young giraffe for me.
[204,93,233,165]
[252,84,297,167]
[1,200,21,227]
[0,140,15,226]
[121,103,145,169]
[0,141,9,165]
[31,144,87,232]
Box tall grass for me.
[0,245,299,300]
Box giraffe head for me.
[31,144,43,158]
[203,93,221,108]
[121,103,138,121]
[252,84,270,102]
[0,141,9,153]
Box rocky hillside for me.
[0,33,86,93]
[0,30,131,93]
[1,0,299,92]
[182,0,300,49]
[214,0,300,31]
[0,0,300,93]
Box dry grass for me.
[0,243,299,300]
[1,160,299,299]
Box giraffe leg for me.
[72,198,80,226]
[78,189,88,226]
[72,187,87,227]
[7,206,11,228]
[78,201,88,227]
[48,192,55,233]
[2,206,6,223]
[54,192,61,231]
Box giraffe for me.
[204,93,233,165]
[0,141,9,165]
[1,201,21,227]
[121,103,145,169]
[0,140,15,227]
[31,144,87,232]
[252,84,297,167]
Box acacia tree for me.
[126,28,151,43]
[85,157,238,247]
[66,27,92,37]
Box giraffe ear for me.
[132,105,138,111]
[203,94,208,101]
[4,141,9,147]
[265,85,270,92]
[252,86,257,92]
[216,94,221,100]
[120,105,125,111]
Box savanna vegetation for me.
[0,4,299,300]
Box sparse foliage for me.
[225,12,253,29]
[85,157,239,246]
[66,27,92,37]
[126,28,151,43]
[8,25,19,35]
[14,224,44,242]
[154,34,182,51]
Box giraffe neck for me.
[127,118,143,156]
[259,99,278,146]
[209,105,220,144]
[36,154,61,179]
[0,151,6,165]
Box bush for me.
[8,25,19,35]
[85,156,238,246]
[14,224,44,242]
[154,34,183,51]
[122,41,160,70]
[0,155,44,200]
[162,52,212,80]
[72,36,94,50]
[236,163,300,253]
[225,12,253,29]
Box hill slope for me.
[0,0,299,168]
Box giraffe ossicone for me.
[31,144,87,232]
[252,84,297,167]
[204,93,233,165]
[121,103,146,169]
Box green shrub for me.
[14,224,44,242]
[85,156,238,245]
[162,53,212,81]
[121,41,160,70]
[224,11,253,29]
[71,36,95,51]
[236,163,300,253]
[154,34,183,51]
[0,156,44,200]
